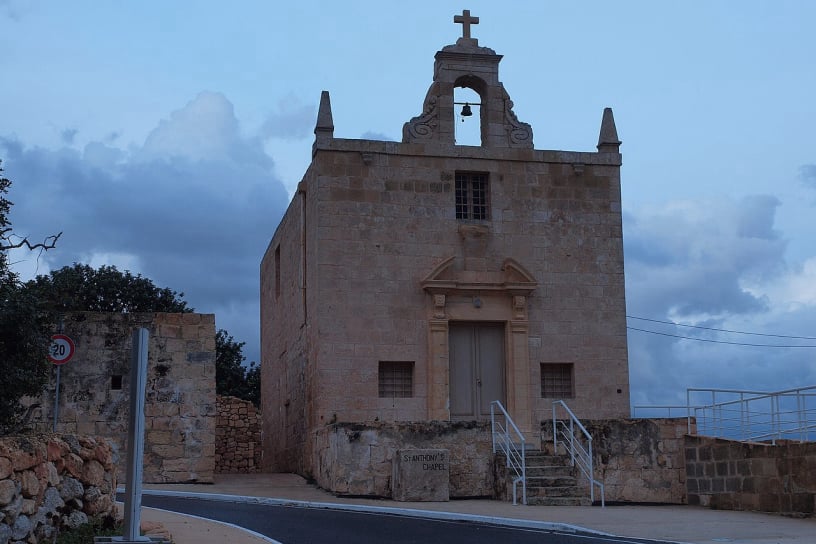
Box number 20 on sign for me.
[48,334,76,365]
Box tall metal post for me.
[120,328,150,542]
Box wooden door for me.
[449,323,505,420]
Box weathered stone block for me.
[392,449,449,502]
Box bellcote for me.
[402,10,533,149]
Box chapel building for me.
[261,11,630,476]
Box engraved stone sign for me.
[392,449,450,501]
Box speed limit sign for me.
[48,334,76,365]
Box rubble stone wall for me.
[312,421,493,498]
[0,434,118,543]
[25,312,216,483]
[541,418,689,504]
[215,396,261,473]
[685,435,816,515]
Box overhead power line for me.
[626,315,816,340]
[626,326,816,348]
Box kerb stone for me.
[392,449,449,502]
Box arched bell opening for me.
[454,75,487,147]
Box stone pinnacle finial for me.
[597,107,621,152]
[314,90,334,145]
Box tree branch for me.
[0,231,62,251]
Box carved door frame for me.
[421,257,537,434]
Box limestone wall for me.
[685,436,816,515]
[26,312,216,483]
[312,421,493,498]
[542,418,689,504]
[215,395,261,473]
[0,434,118,543]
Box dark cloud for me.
[623,196,816,406]
[1,92,295,364]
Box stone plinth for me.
[392,449,449,501]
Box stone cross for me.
[454,9,479,39]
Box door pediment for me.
[420,256,537,296]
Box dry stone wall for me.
[215,396,261,473]
[25,312,216,483]
[685,436,816,515]
[0,434,118,543]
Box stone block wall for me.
[0,434,118,543]
[26,312,216,483]
[312,421,493,498]
[541,418,689,504]
[215,395,261,473]
[685,436,816,515]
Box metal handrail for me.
[490,400,526,505]
[687,386,816,443]
[552,400,605,507]
[633,386,816,444]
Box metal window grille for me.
[455,172,488,220]
[378,361,414,398]
[541,363,574,398]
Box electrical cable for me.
[626,315,816,340]
[627,326,816,348]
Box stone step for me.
[526,484,585,498]
[527,495,593,507]
[525,464,574,477]
[525,475,577,487]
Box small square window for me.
[540,363,574,398]
[378,361,414,398]
[111,375,123,391]
[455,172,488,220]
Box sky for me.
[2,1,815,410]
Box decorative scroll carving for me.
[403,93,439,142]
[433,294,447,319]
[513,295,527,320]
[504,99,533,148]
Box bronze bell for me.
[460,103,473,117]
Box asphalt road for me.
[140,495,679,544]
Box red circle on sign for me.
[48,334,76,365]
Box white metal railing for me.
[552,400,605,507]
[687,386,816,443]
[490,400,526,505]
[632,386,816,444]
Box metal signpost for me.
[48,333,76,432]
[119,328,151,543]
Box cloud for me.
[360,131,396,141]
[60,128,78,146]
[801,164,816,190]
[258,95,315,141]
[624,196,816,406]
[1,92,296,364]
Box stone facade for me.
[261,12,629,481]
[685,436,816,515]
[215,395,262,473]
[0,434,118,543]
[25,312,216,483]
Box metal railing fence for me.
[632,385,816,444]
[490,400,526,505]
[552,400,605,507]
